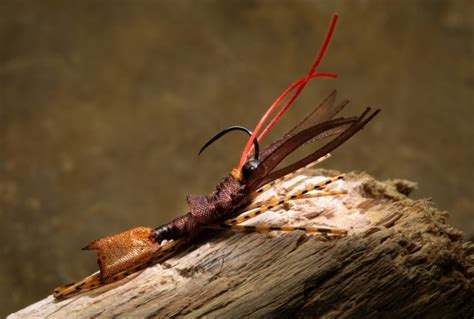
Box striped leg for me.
[224,189,347,226]
[224,175,346,226]
[254,153,331,195]
[205,224,347,237]
[249,174,345,210]
[206,173,348,237]
[204,175,349,238]
[53,239,184,300]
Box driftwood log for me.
[9,170,473,318]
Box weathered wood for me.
[9,170,473,318]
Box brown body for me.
[153,176,249,241]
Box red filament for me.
[237,14,339,171]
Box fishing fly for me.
[54,14,380,300]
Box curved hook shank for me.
[199,125,260,160]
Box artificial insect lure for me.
[54,14,380,300]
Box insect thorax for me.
[187,176,249,224]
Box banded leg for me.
[254,153,331,195]
[204,224,347,238]
[225,175,346,226]
[225,189,346,226]
[210,174,349,237]
[249,174,345,210]
[53,239,184,300]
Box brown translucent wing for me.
[246,117,355,190]
[247,108,380,191]
[83,227,161,279]
[255,90,348,162]
[286,90,349,139]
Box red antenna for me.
[237,14,339,171]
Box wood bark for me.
[9,170,474,318]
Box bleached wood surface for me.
[9,170,474,318]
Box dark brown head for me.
[241,159,259,180]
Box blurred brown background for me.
[1,0,472,316]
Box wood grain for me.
[9,170,473,318]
